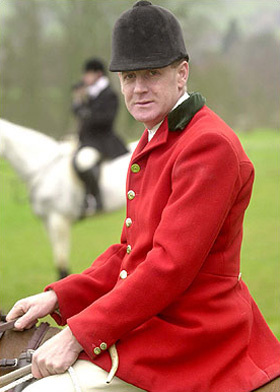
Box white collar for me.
[172,91,190,110]
[147,91,190,142]
[87,76,109,98]
[147,121,163,142]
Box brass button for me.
[127,190,135,200]
[125,217,132,227]
[131,163,140,173]
[126,245,132,254]
[94,347,101,355]
[100,342,107,351]
[120,270,128,279]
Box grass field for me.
[0,130,279,339]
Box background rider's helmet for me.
[109,0,189,72]
[83,58,105,74]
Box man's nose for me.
[134,75,148,94]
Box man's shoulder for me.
[187,105,238,142]
[177,105,251,164]
[100,85,117,98]
[88,86,118,107]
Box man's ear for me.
[177,61,189,90]
[118,72,125,94]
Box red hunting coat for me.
[47,93,280,392]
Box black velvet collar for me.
[168,92,206,132]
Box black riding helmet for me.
[109,0,189,72]
[83,58,106,74]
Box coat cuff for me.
[67,316,109,360]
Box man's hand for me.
[6,291,58,330]
[32,327,83,379]
[72,86,87,105]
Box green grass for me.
[0,130,279,339]
[238,130,280,338]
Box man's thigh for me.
[253,377,280,392]
[24,360,145,392]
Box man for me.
[7,2,280,392]
[72,57,128,211]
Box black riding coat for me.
[73,86,128,159]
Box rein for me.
[0,316,18,342]
[0,366,33,392]
[0,319,18,334]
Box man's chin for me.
[132,112,161,129]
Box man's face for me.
[83,70,102,86]
[119,61,188,129]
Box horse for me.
[0,119,137,278]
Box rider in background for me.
[72,58,128,213]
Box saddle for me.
[0,316,60,391]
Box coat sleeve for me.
[73,90,118,130]
[45,242,127,325]
[67,132,248,360]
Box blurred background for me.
[0,0,279,338]
[1,0,279,140]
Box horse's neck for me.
[0,120,60,183]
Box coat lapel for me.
[131,128,149,158]
[131,119,169,163]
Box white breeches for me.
[23,360,145,392]
[75,147,100,172]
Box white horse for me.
[0,119,137,278]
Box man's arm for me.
[74,90,118,129]
[45,242,127,325]
[6,237,127,328]
[6,291,83,379]
[6,242,126,378]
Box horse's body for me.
[0,119,136,277]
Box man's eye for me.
[123,73,135,81]
[149,70,159,76]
